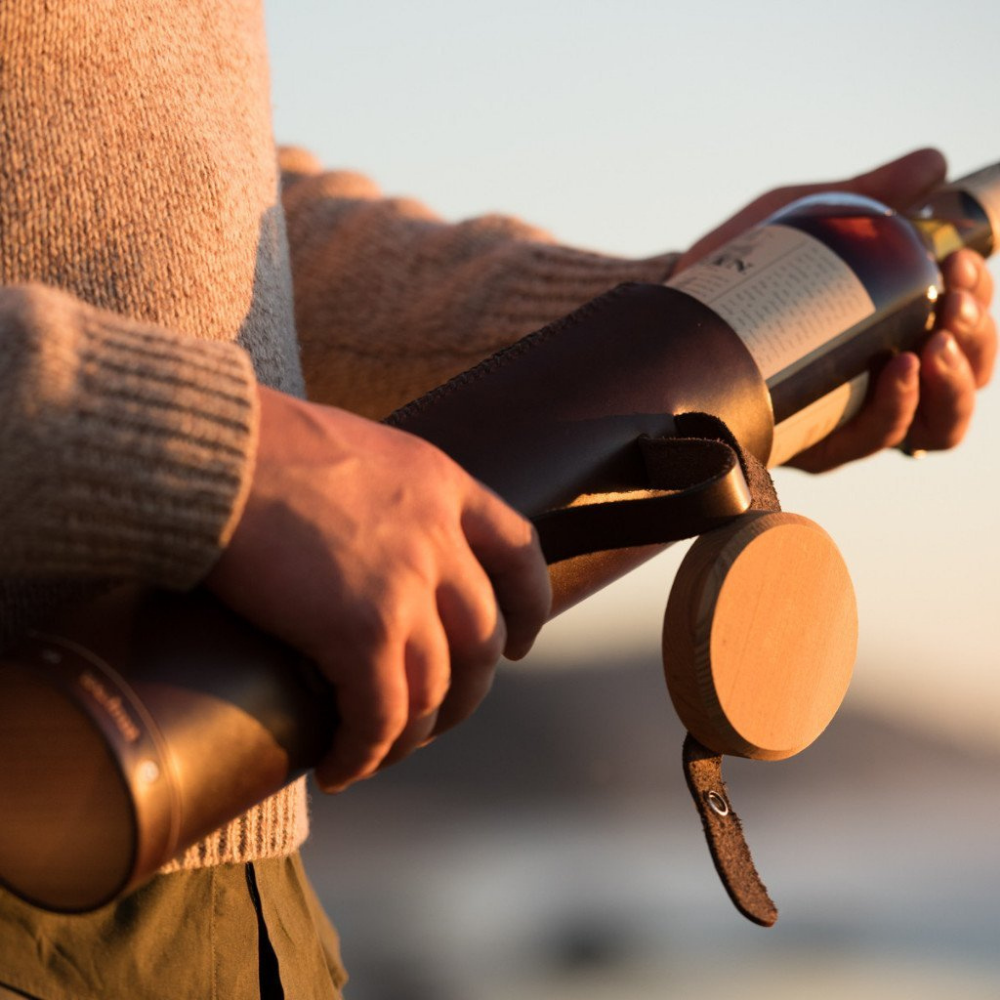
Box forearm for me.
[0,284,258,589]
[280,148,680,417]
[0,2,286,601]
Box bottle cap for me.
[954,163,1000,253]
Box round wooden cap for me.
[663,511,857,760]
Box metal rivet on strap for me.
[706,790,730,817]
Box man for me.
[0,3,993,997]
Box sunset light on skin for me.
[266,0,1000,752]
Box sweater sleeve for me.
[0,283,258,589]
[279,147,680,419]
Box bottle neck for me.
[909,163,1000,261]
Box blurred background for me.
[265,2,1000,996]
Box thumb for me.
[846,147,948,211]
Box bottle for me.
[665,163,1000,466]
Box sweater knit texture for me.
[0,0,678,870]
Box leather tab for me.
[533,434,751,564]
[682,734,778,927]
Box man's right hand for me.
[205,385,551,793]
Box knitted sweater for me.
[0,0,678,870]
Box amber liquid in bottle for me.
[667,164,999,465]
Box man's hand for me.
[676,148,996,472]
[206,385,551,792]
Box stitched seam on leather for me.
[384,284,634,427]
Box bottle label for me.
[666,224,875,381]
[955,164,1000,250]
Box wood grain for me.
[663,512,857,760]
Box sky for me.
[264,0,1000,752]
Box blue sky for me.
[265,0,1000,749]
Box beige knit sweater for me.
[0,0,677,870]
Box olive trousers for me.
[0,853,346,1000]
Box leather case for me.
[0,282,783,912]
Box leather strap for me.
[532,412,758,564]
[529,411,784,927]
[534,435,752,564]
[671,422,783,925]
[683,735,778,927]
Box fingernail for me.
[957,294,982,331]
[898,352,920,385]
[931,331,961,370]
[951,251,979,290]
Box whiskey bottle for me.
[666,163,999,465]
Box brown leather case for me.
[0,282,774,911]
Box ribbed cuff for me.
[158,779,310,872]
[0,284,259,590]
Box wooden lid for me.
[663,511,857,760]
